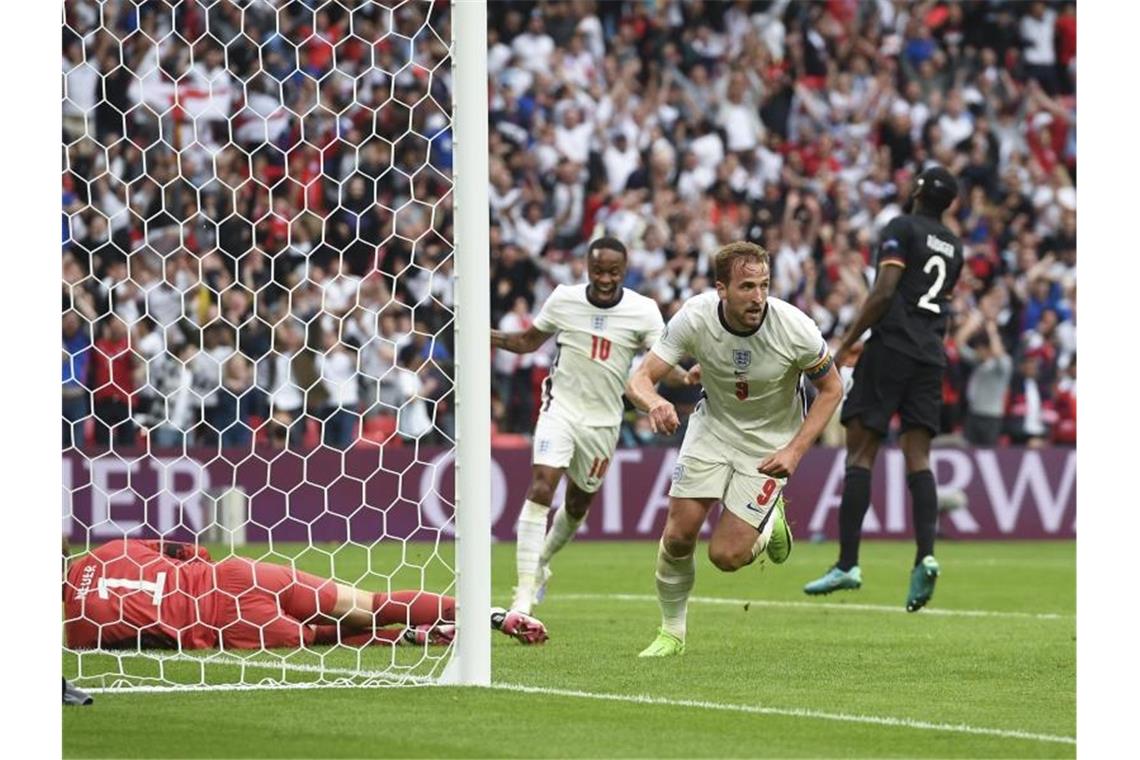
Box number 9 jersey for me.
[650,292,831,458]
[873,213,965,366]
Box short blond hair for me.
[714,241,770,286]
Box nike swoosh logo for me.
[744,503,763,513]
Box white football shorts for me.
[531,412,620,494]
[668,412,785,532]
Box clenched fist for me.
[648,399,680,436]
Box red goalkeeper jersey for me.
[64,539,219,650]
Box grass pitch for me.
[63,540,1075,758]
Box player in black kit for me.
[804,166,963,611]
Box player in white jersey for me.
[492,238,699,615]
[626,242,843,656]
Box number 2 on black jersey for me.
[917,255,948,314]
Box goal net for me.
[61,0,486,691]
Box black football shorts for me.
[840,339,943,437]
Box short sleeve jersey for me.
[64,540,219,650]
[533,284,665,428]
[651,293,831,456]
[873,214,965,366]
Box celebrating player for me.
[64,538,548,650]
[626,241,843,656]
[803,166,964,612]
[491,237,698,615]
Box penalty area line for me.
[488,683,1077,747]
[556,592,1071,621]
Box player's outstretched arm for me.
[626,352,680,435]
[491,325,554,354]
[758,362,843,478]
[835,263,904,365]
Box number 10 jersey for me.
[532,284,665,428]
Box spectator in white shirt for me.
[142,268,185,328]
[554,106,594,165]
[394,346,438,441]
[267,320,304,448]
[151,343,199,448]
[487,28,513,79]
[575,5,605,62]
[937,90,974,152]
[489,163,523,238]
[317,330,361,450]
[775,192,822,300]
[513,202,555,258]
[532,123,562,175]
[511,12,556,75]
[319,258,361,315]
[63,38,98,141]
[689,120,725,173]
[551,160,585,249]
[559,33,597,88]
[717,74,764,153]
[677,151,715,203]
[1020,2,1058,94]
[602,132,641,196]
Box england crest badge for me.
[672,462,686,483]
[592,315,607,331]
[733,349,752,372]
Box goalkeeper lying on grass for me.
[64,539,547,650]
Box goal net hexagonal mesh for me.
[62,0,470,691]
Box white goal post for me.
[447,0,492,686]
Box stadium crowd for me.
[62,0,457,451]
[485,0,1076,448]
[61,0,1076,455]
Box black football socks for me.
[908,469,938,566]
[837,466,872,571]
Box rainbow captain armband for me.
[804,350,835,381]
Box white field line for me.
[82,673,1075,747]
[556,592,1072,621]
[490,682,1076,747]
[73,595,1074,746]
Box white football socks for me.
[655,540,695,641]
[513,500,550,614]
[749,510,777,563]
[750,534,767,563]
[540,506,583,566]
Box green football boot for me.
[906,555,940,612]
[803,565,863,595]
[765,496,793,564]
[637,628,685,657]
